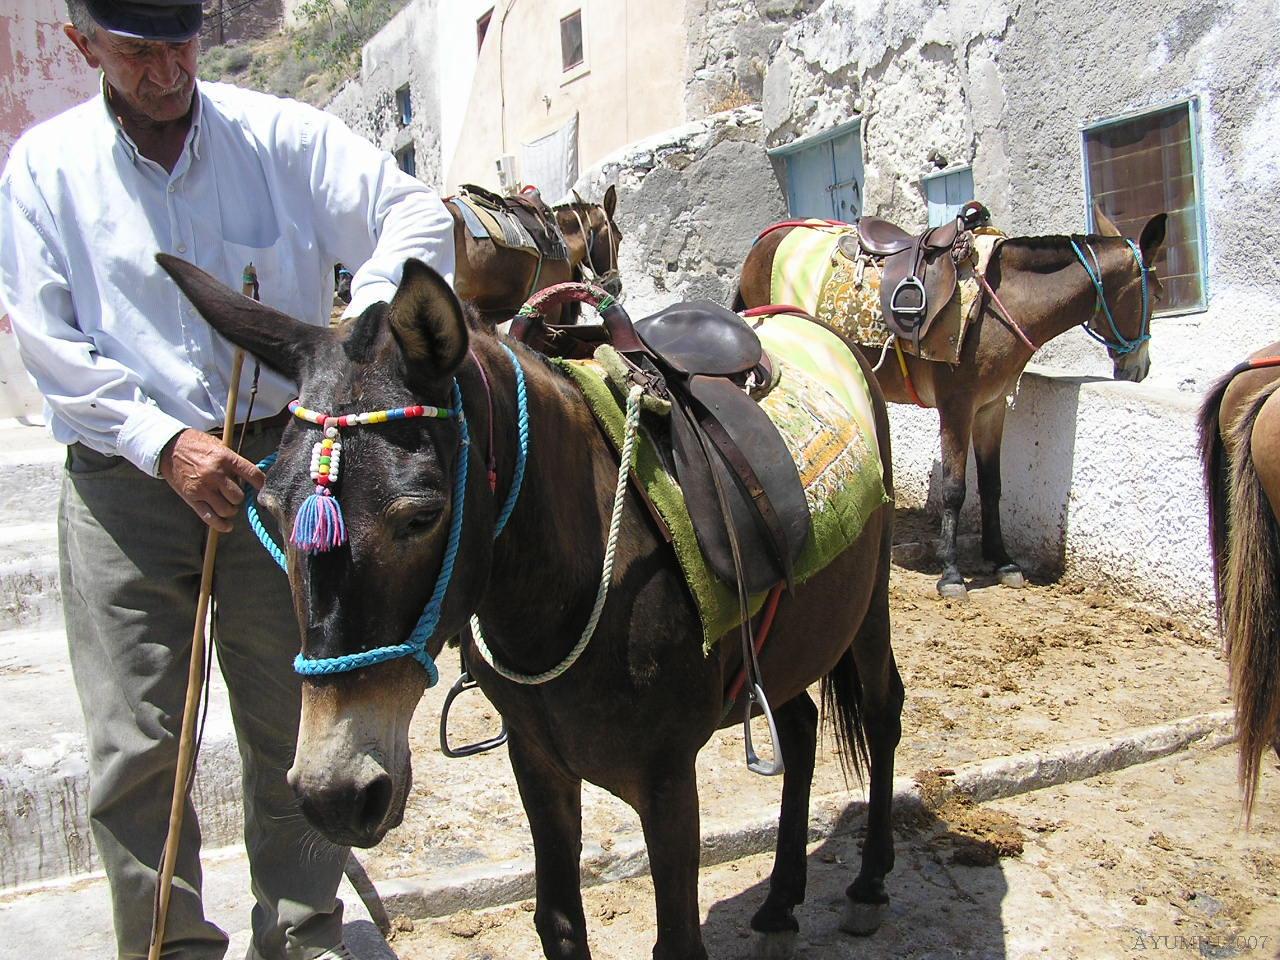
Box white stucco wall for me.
[436,0,492,182]
[326,0,444,188]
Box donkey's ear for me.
[1093,204,1122,237]
[1140,213,1168,262]
[387,259,468,379]
[572,189,586,206]
[157,254,329,381]
[603,184,617,219]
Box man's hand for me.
[160,429,266,533]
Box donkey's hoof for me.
[997,565,1025,588]
[752,929,798,959]
[937,580,969,601]
[840,899,886,936]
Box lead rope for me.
[469,383,643,684]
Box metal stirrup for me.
[439,645,509,758]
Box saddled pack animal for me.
[737,207,1167,599]
[159,253,903,960]
[1200,344,1280,818]
[448,184,622,326]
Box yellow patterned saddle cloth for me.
[555,311,890,650]
[770,222,1005,364]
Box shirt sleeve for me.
[301,109,456,318]
[0,159,185,476]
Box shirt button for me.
[177,243,187,253]
[167,185,175,193]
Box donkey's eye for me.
[386,498,444,540]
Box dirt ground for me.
[356,509,1233,882]
[382,740,1280,960]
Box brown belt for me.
[209,407,291,439]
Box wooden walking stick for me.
[148,264,257,960]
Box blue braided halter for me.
[244,344,531,685]
[1071,237,1151,356]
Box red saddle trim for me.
[755,218,850,243]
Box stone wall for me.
[683,0,824,119]
[763,0,1280,394]
[326,0,442,188]
[573,107,787,319]
[200,0,284,46]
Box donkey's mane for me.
[341,301,387,364]
[996,234,1114,273]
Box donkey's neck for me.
[995,238,1130,352]
[470,339,630,663]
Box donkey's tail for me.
[1199,362,1249,622]
[1223,379,1280,819]
[821,646,870,784]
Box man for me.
[0,1,454,957]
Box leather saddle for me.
[854,201,991,350]
[510,299,811,595]
[457,183,569,261]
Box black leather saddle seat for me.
[634,301,762,377]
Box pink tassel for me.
[291,488,347,552]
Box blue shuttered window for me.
[771,121,864,222]
[922,167,974,227]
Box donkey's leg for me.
[843,560,904,935]
[936,405,975,598]
[508,733,591,960]
[749,693,819,959]
[636,762,708,960]
[972,398,1024,587]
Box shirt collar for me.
[98,77,204,166]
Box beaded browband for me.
[286,399,460,552]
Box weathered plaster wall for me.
[326,0,442,187]
[574,107,787,318]
[0,0,97,172]
[1,1,97,420]
[764,0,1280,394]
[683,0,823,119]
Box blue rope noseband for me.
[244,345,531,685]
[1071,237,1150,356]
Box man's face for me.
[64,26,198,124]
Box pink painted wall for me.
[0,1,96,419]
[1,0,98,171]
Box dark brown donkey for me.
[737,213,1166,599]
[159,256,904,960]
[1200,343,1280,819]
[450,185,622,326]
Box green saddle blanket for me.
[554,311,889,650]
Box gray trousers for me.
[59,424,348,960]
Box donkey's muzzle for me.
[294,772,398,847]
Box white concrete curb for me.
[373,710,1234,920]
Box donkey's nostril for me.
[354,773,394,836]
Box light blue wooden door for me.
[783,126,864,222]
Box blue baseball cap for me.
[81,0,203,42]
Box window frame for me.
[767,118,864,222]
[395,143,416,178]
[559,9,587,81]
[476,8,493,52]
[920,164,974,228]
[395,83,412,128]
[1080,96,1209,317]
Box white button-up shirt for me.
[0,81,455,476]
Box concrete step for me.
[0,845,396,960]
[0,625,245,889]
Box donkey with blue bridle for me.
[158,254,904,960]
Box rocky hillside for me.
[199,0,407,105]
